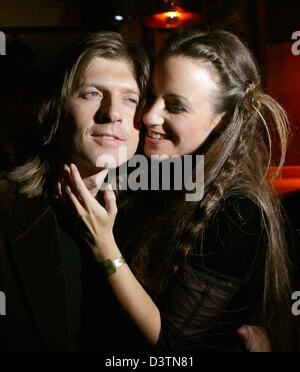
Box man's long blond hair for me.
[9,31,150,197]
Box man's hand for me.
[237,325,272,352]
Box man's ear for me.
[211,111,227,132]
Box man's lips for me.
[91,132,125,141]
[91,133,125,145]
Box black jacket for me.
[0,178,69,351]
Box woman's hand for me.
[58,163,119,262]
[237,325,272,352]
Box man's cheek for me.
[129,134,140,155]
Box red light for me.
[145,10,203,29]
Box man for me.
[0,31,149,351]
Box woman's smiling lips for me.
[145,130,172,144]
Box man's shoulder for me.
[0,175,19,237]
[0,174,17,207]
[0,175,16,194]
[0,174,52,238]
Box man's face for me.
[61,57,140,175]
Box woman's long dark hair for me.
[120,29,295,351]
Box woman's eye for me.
[167,103,186,113]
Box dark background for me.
[0,0,300,168]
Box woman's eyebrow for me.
[165,93,190,105]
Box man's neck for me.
[80,169,109,197]
[57,159,109,198]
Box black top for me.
[116,192,267,352]
[53,192,267,352]
[153,194,266,352]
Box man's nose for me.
[143,100,164,128]
[97,96,122,124]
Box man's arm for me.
[237,325,272,352]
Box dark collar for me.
[13,186,52,230]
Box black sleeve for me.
[155,194,267,352]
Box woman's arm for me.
[60,164,161,346]
[97,245,161,346]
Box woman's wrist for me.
[92,233,121,263]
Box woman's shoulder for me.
[194,192,267,283]
[207,192,266,238]
[216,192,263,221]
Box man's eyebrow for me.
[80,83,140,96]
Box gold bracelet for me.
[101,257,126,277]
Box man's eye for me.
[80,91,101,99]
[87,91,100,97]
[127,97,139,105]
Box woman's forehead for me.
[153,56,219,96]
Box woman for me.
[61,30,296,351]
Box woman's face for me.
[143,56,223,158]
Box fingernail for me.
[107,184,113,191]
[66,185,71,193]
